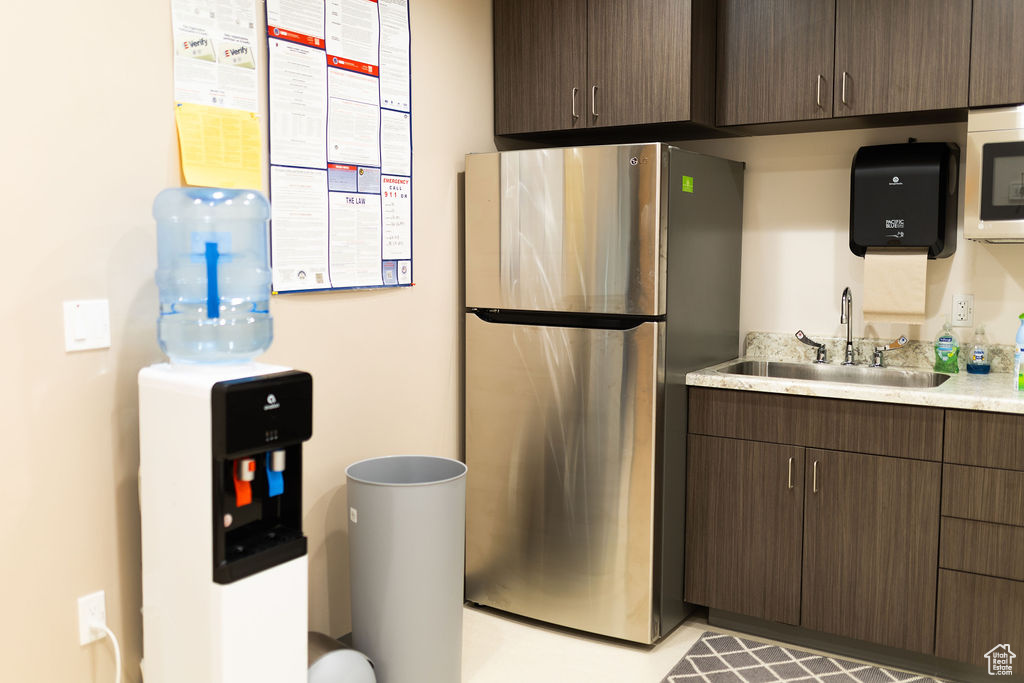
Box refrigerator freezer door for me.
[464,313,663,643]
[465,144,665,315]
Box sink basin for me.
[716,360,951,389]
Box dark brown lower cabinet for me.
[935,570,1024,666]
[801,449,941,654]
[685,435,804,624]
[940,408,1024,666]
[686,389,945,657]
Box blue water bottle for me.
[153,188,273,363]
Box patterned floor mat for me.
[661,631,946,682]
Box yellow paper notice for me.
[174,103,262,189]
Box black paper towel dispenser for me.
[850,142,959,259]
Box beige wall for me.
[682,124,1024,351]
[0,0,493,681]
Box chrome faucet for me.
[840,287,854,365]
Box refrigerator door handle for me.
[468,308,661,331]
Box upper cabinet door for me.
[834,0,971,117]
[493,0,587,136]
[716,0,836,126]
[970,0,1024,108]
[587,0,712,128]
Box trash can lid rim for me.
[345,454,467,486]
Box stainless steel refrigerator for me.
[463,142,744,644]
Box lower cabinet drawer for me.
[945,409,1024,471]
[688,388,942,461]
[935,569,1024,665]
[941,465,1024,526]
[940,517,1024,581]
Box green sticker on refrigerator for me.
[681,175,694,193]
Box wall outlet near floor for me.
[952,294,974,327]
[77,590,106,645]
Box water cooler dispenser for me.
[138,364,313,682]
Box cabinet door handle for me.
[571,87,579,119]
[787,457,794,489]
[591,85,598,118]
[812,460,819,493]
[841,71,849,106]
[816,74,824,109]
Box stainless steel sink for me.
[716,360,951,389]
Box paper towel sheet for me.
[862,247,928,324]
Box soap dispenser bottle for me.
[967,326,991,375]
[934,321,960,374]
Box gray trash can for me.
[346,455,467,683]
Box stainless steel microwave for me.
[965,105,1024,242]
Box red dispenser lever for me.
[232,457,256,507]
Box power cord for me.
[90,622,123,683]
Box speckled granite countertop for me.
[684,332,1024,415]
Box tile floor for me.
[460,605,942,683]
[462,605,708,683]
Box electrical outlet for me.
[952,294,974,327]
[78,590,106,645]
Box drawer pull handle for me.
[841,71,849,106]
[591,85,598,118]
[787,457,794,489]
[813,460,819,493]
[571,87,579,119]
[816,74,824,109]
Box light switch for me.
[63,300,111,352]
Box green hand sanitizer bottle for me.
[934,321,960,373]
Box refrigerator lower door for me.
[464,313,663,643]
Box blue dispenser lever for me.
[265,452,284,497]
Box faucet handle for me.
[875,335,909,353]
[795,330,828,363]
[871,335,909,367]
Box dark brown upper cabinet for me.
[493,0,587,136]
[716,0,972,128]
[970,0,1024,108]
[493,0,715,136]
[587,0,715,129]
[716,0,836,126]
[833,0,971,117]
